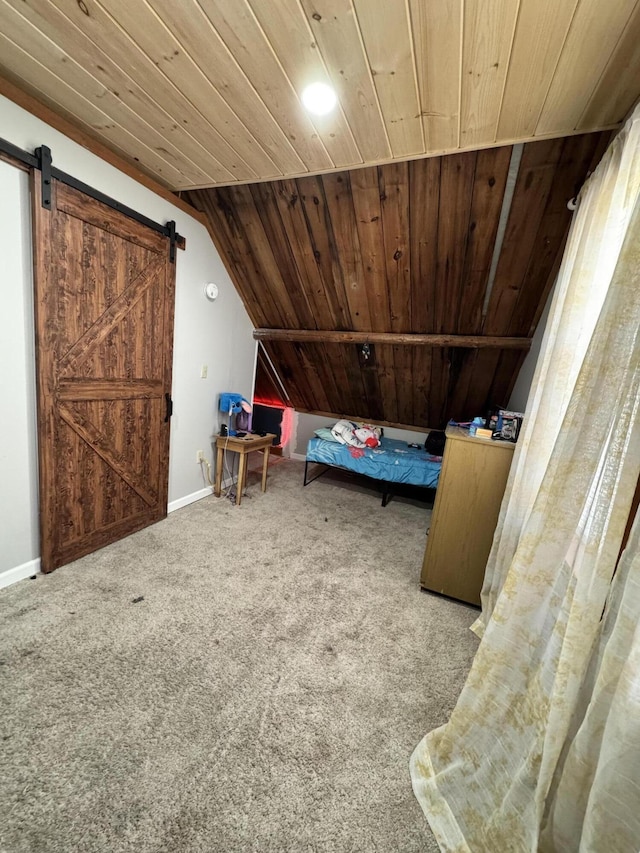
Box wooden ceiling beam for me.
[253,329,532,350]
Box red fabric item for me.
[348,446,366,459]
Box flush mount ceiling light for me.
[301,82,337,116]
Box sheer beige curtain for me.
[411,105,640,852]
[475,104,640,636]
[540,513,640,852]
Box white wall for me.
[0,95,256,587]
[0,162,39,582]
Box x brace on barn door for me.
[0,136,185,262]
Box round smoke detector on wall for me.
[204,282,219,301]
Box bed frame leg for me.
[303,460,332,487]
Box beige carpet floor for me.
[0,457,479,853]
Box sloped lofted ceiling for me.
[0,0,638,190]
[0,2,633,430]
[186,132,610,429]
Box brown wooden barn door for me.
[31,171,176,573]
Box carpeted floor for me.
[0,457,479,853]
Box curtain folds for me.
[475,105,640,635]
[411,103,640,852]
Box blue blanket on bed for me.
[306,436,441,489]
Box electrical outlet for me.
[197,450,205,463]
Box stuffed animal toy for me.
[331,420,381,448]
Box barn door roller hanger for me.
[0,135,184,262]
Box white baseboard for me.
[168,477,238,514]
[0,557,41,590]
[290,452,307,462]
[168,486,213,513]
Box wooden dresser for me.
[420,426,516,606]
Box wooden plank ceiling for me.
[0,0,638,191]
[186,132,610,429]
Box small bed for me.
[303,436,442,506]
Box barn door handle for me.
[164,393,173,422]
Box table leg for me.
[261,446,270,492]
[214,444,223,497]
[237,450,247,507]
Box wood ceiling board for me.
[429,348,453,429]
[99,0,274,182]
[312,343,346,415]
[393,344,415,426]
[293,342,333,412]
[379,162,412,332]
[411,345,434,427]
[508,132,611,337]
[355,342,385,423]
[289,341,361,417]
[445,348,478,421]
[226,184,301,328]
[350,167,393,333]
[295,175,353,331]
[249,182,317,329]
[497,0,579,140]
[371,344,399,425]
[409,0,462,152]
[578,3,640,129]
[187,188,275,327]
[142,0,304,179]
[270,179,340,329]
[3,0,243,186]
[344,344,375,420]
[353,0,424,158]
[247,0,362,169]
[459,0,520,148]
[460,348,504,416]
[195,0,334,173]
[483,137,565,336]
[301,0,392,164]
[409,157,441,333]
[0,9,215,188]
[536,0,639,135]
[379,163,413,425]
[319,343,364,418]
[322,171,373,330]
[487,349,528,411]
[433,151,477,334]
[360,368,386,424]
[457,146,513,334]
[0,42,192,190]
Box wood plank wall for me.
[186,132,610,429]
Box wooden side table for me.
[214,433,276,506]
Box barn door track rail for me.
[0,136,185,261]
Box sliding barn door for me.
[32,172,176,573]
